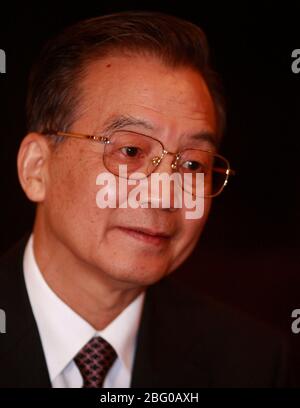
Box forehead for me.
[76,54,217,143]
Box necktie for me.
[74,336,117,388]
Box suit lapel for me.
[131,276,212,387]
[0,237,51,387]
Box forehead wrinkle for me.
[131,102,208,119]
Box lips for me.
[125,226,172,238]
[116,226,173,245]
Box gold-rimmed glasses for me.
[44,129,235,197]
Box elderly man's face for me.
[44,54,217,287]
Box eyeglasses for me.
[45,129,235,197]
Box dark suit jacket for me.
[0,237,291,387]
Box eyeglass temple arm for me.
[214,167,236,176]
[50,131,109,143]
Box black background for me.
[0,0,299,383]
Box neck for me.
[32,221,144,330]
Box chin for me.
[105,260,171,287]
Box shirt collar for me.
[23,235,145,382]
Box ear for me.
[17,133,51,202]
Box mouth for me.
[116,226,172,246]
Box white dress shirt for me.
[23,235,145,388]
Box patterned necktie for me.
[74,336,117,388]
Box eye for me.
[182,160,205,172]
[120,146,141,157]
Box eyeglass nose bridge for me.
[151,150,181,171]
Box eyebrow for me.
[102,114,155,135]
[186,131,218,150]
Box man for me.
[0,11,290,387]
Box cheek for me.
[46,152,113,241]
[171,199,211,264]
[180,196,211,237]
[179,220,202,254]
[166,219,204,274]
